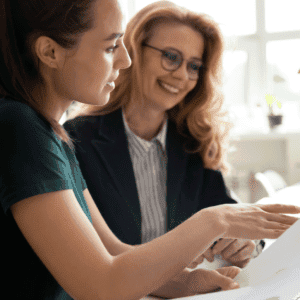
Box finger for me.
[230,241,256,261]
[256,204,300,214]
[216,266,241,279]
[264,220,291,231]
[187,261,199,269]
[227,247,252,262]
[188,255,204,268]
[254,228,287,240]
[230,226,287,240]
[265,212,299,225]
[219,240,245,259]
[212,270,240,291]
[223,241,255,261]
[231,258,251,268]
[212,239,235,255]
[203,248,215,262]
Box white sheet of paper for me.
[171,286,253,300]
[235,218,300,287]
[171,266,300,300]
[170,218,300,300]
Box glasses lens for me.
[161,49,182,70]
[188,60,203,80]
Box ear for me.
[34,36,65,68]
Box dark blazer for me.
[64,109,237,245]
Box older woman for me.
[65,0,262,278]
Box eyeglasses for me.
[142,43,204,81]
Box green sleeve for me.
[0,100,88,218]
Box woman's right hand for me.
[203,203,300,240]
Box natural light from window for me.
[135,0,256,36]
[90,0,300,135]
[265,0,300,32]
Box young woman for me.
[65,0,262,274]
[1,0,300,299]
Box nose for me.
[171,62,190,81]
[115,43,132,70]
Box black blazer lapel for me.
[91,109,142,242]
[166,121,189,230]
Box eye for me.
[106,45,119,53]
[189,61,203,72]
[163,51,179,63]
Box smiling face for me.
[54,0,131,106]
[141,21,205,112]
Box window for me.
[124,0,300,133]
[223,51,248,106]
[135,0,256,36]
[265,0,300,33]
[267,39,300,103]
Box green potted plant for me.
[265,94,283,129]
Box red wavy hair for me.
[70,0,232,172]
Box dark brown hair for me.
[0,0,97,147]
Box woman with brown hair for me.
[1,0,299,299]
[64,0,264,288]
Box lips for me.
[105,82,115,88]
[157,80,180,94]
[109,74,119,83]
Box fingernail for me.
[230,282,239,289]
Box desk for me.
[257,183,300,206]
[257,184,300,211]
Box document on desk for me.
[171,218,300,300]
[235,217,300,287]
[172,266,300,300]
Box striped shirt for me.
[121,111,265,261]
[122,110,168,243]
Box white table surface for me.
[257,184,300,206]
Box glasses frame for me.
[142,43,204,81]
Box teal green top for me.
[0,98,91,299]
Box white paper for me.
[235,218,300,287]
[171,218,300,300]
[171,267,300,300]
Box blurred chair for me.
[254,170,287,197]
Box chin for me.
[92,91,111,106]
[161,98,182,111]
[102,93,111,105]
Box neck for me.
[32,84,72,123]
[123,101,167,141]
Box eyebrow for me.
[104,32,124,41]
[166,47,202,61]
